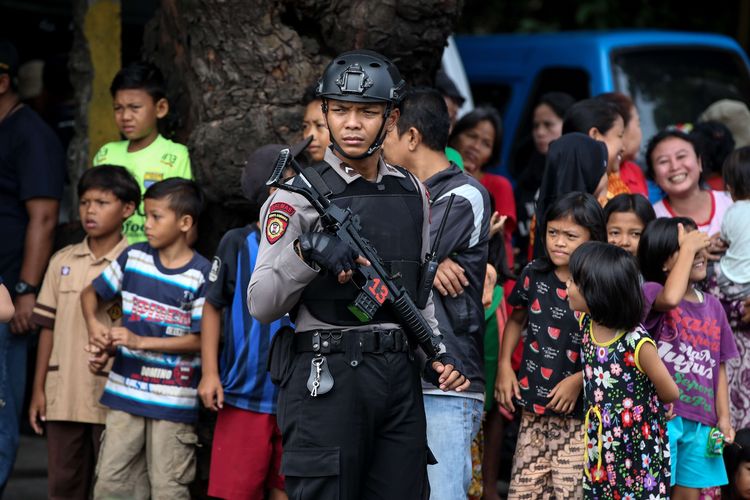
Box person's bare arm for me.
[482,264,497,309]
[637,340,679,403]
[716,363,735,444]
[11,198,59,334]
[109,327,201,353]
[81,284,109,349]
[197,302,224,410]
[0,284,14,322]
[496,308,527,412]
[29,327,53,434]
[653,225,709,311]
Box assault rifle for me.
[266,148,446,361]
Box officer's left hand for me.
[431,361,470,392]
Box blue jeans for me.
[0,323,28,492]
[424,394,483,500]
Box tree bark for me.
[143,0,462,255]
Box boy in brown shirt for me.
[29,165,139,499]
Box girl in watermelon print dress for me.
[497,192,607,499]
[567,241,679,500]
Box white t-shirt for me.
[653,190,733,237]
[720,199,750,284]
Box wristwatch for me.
[14,280,38,296]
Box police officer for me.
[247,50,469,499]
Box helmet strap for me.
[325,100,393,161]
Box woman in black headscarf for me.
[514,92,576,266]
[532,133,609,257]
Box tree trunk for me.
[143,0,462,256]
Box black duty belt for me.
[294,329,409,355]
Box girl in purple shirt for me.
[639,217,739,498]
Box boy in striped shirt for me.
[81,178,210,500]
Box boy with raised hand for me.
[81,178,210,500]
[29,165,139,499]
[198,142,305,500]
[93,62,192,244]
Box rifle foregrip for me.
[392,294,439,359]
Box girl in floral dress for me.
[567,242,679,499]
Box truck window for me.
[509,68,590,179]
[470,83,512,116]
[612,47,750,158]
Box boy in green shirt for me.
[93,62,192,243]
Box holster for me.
[267,325,296,387]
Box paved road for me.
[4,434,47,500]
[3,433,510,499]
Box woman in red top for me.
[449,107,516,270]
[449,107,516,500]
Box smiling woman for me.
[646,129,733,240]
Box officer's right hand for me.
[431,360,470,392]
[298,232,370,283]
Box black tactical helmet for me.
[316,50,405,160]
[316,50,405,105]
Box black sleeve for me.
[507,262,533,308]
[18,115,66,201]
[204,228,247,309]
[431,195,476,260]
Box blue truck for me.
[455,30,750,177]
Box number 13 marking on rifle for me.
[368,278,389,304]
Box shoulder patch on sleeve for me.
[265,203,295,244]
[208,256,221,282]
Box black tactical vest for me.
[299,162,424,325]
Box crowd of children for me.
[3,49,750,500]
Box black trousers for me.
[277,350,431,500]
[46,421,104,500]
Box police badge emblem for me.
[265,202,296,244]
